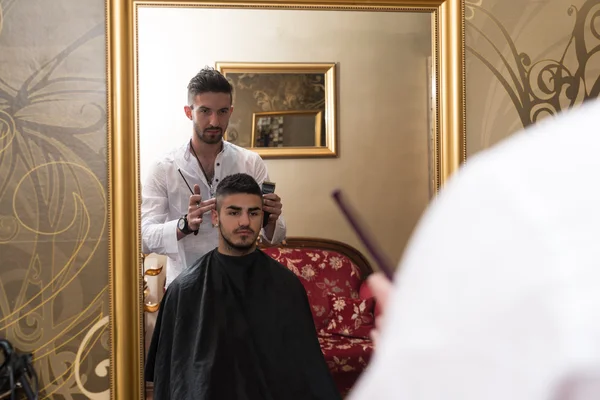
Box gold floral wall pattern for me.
[0,0,109,398]
[225,72,326,147]
[465,0,600,154]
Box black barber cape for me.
[145,248,342,400]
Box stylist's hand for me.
[367,272,393,348]
[187,184,216,231]
[263,193,283,224]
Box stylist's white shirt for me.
[350,99,600,400]
[141,140,286,286]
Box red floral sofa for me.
[261,237,376,397]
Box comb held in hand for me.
[331,189,395,281]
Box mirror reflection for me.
[137,5,433,399]
[215,62,334,149]
[252,110,324,147]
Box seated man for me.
[145,173,341,400]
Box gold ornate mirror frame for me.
[106,0,465,398]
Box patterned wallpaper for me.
[0,0,109,398]
[0,0,598,398]
[466,0,600,155]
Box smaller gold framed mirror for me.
[251,110,324,148]
[216,62,337,158]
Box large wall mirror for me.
[106,0,465,398]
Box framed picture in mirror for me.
[251,110,324,148]
[216,62,336,157]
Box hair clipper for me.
[261,181,276,227]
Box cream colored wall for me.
[138,8,433,269]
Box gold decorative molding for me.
[106,1,465,399]
[439,0,466,182]
[107,0,143,399]
[143,264,163,313]
[144,266,163,277]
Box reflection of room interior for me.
[255,115,286,147]
[138,5,434,400]
[215,65,333,154]
[254,112,322,147]
[138,8,433,267]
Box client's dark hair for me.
[187,66,233,106]
[215,173,262,210]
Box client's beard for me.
[219,225,258,255]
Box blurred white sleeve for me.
[348,160,600,400]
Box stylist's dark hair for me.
[187,66,233,106]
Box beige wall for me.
[138,8,433,269]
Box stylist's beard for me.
[195,124,224,145]
[219,225,259,253]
